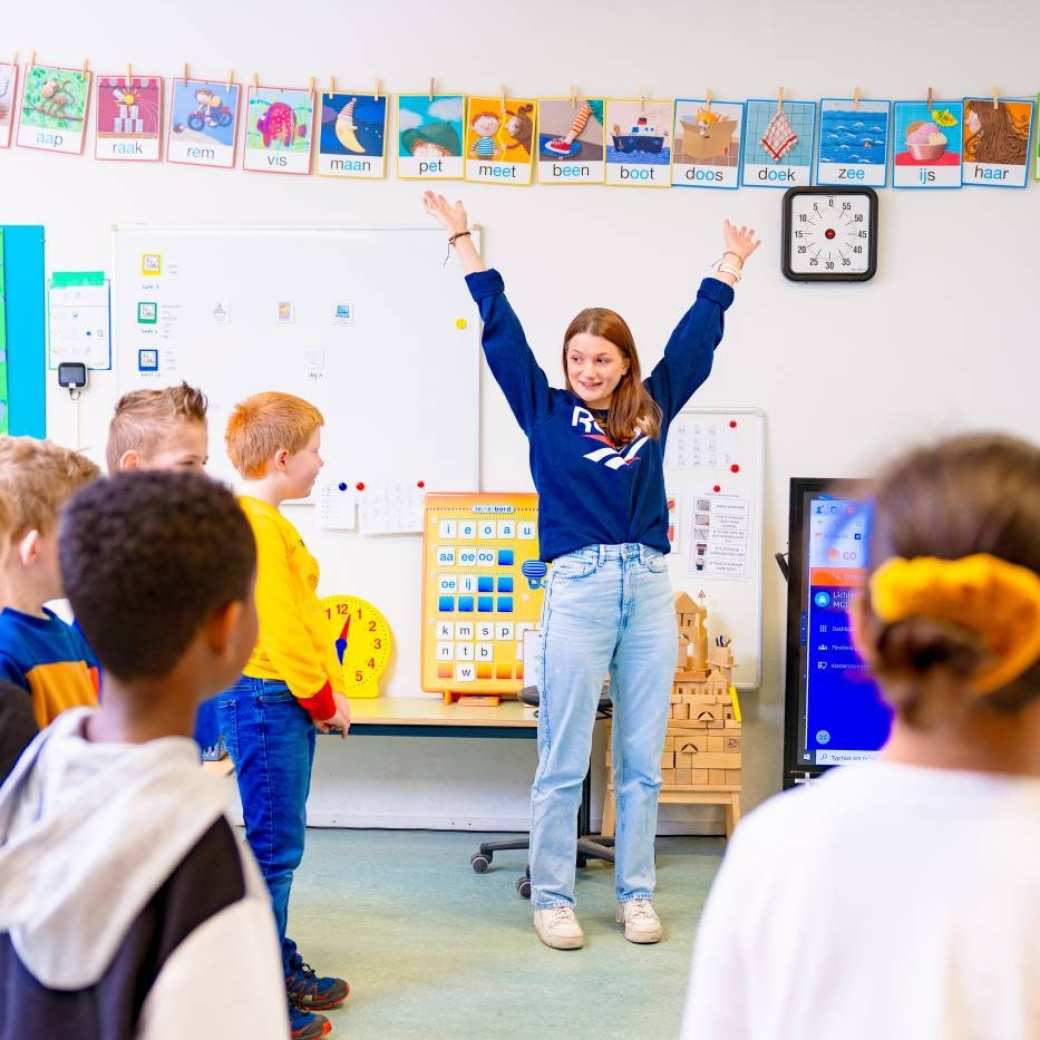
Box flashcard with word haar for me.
[243,85,315,174]
[465,96,536,184]
[672,99,744,189]
[167,78,241,168]
[816,98,891,187]
[95,75,163,161]
[17,64,92,154]
[893,99,963,189]
[741,99,816,187]
[605,99,673,187]
[397,94,465,179]
[962,97,1033,188]
[537,97,606,184]
[421,493,545,703]
[318,92,387,179]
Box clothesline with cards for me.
[1,58,1037,189]
[316,478,427,534]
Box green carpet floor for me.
[286,829,724,1039]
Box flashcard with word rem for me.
[741,99,816,187]
[815,98,891,187]
[421,493,544,701]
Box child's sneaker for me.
[289,1003,331,1038]
[615,899,663,943]
[545,137,573,155]
[286,952,350,1011]
[533,905,585,949]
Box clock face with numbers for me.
[320,595,393,699]
[782,186,878,282]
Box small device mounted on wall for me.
[57,362,88,400]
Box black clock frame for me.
[781,186,878,283]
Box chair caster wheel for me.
[516,875,532,899]
[471,853,492,874]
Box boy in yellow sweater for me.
[214,392,350,1040]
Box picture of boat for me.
[611,116,666,154]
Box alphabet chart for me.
[421,493,544,703]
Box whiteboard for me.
[112,225,481,495]
[664,407,765,689]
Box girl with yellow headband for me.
[684,433,1040,1040]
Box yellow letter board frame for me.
[421,492,544,701]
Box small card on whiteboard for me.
[317,480,358,530]
[358,481,425,535]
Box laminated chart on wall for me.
[663,408,765,688]
[421,493,544,703]
[47,271,111,370]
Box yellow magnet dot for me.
[455,318,468,330]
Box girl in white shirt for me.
[684,432,1040,1040]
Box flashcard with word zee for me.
[893,99,963,189]
[96,74,163,161]
[962,97,1033,188]
[397,94,465,179]
[672,98,744,189]
[243,85,315,174]
[604,99,673,187]
[816,98,891,187]
[17,63,92,154]
[464,96,536,185]
[537,97,606,184]
[741,98,816,187]
[317,91,387,179]
[422,493,544,704]
[167,78,241,168]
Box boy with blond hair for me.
[0,437,100,727]
[211,391,350,1038]
[0,488,38,780]
[105,381,209,474]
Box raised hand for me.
[423,191,469,236]
[723,220,761,263]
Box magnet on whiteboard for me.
[455,318,467,330]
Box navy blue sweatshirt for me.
[466,269,735,562]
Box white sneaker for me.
[616,899,663,943]
[533,906,585,950]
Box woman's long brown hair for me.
[561,308,661,445]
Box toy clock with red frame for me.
[782,186,878,282]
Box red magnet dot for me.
[730,464,740,473]
[713,484,721,493]
[729,420,737,428]
[417,480,426,488]
[356,482,366,491]
[825,228,836,240]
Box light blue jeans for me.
[530,543,676,910]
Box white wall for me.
[5,0,1038,833]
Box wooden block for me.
[687,751,741,770]
[660,751,675,769]
[677,735,709,754]
[708,769,726,786]
[675,752,694,769]
[725,769,742,785]
[723,705,736,720]
[708,720,725,729]
[672,703,690,720]
[708,736,725,752]
[724,719,741,730]
[675,769,693,786]
[724,736,741,754]
[661,769,677,785]
[691,768,709,784]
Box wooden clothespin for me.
[927,85,933,114]
[29,50,36,68]
[639,92,646,111]
[252,72,259,89]
[569,85,578,109]
[705,88,714,112]
[83,57,90,74]
[429,77,435,101]
[12,51,18,68]
[327,74,336,99]
[500,83,507,116]
[308,75,315,95]
[183,61,190,83]
[992,86,1000,109]
[126,63,133,87]
[777,85,785,113]
[852,86,861,110]
[374,77,381,102]
[226,69,234,91]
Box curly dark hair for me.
[59,471,256,680]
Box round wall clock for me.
[782,186,878,282]
[320,594,393,699]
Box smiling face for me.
[565,332,630,411]
[472,113,500,137]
